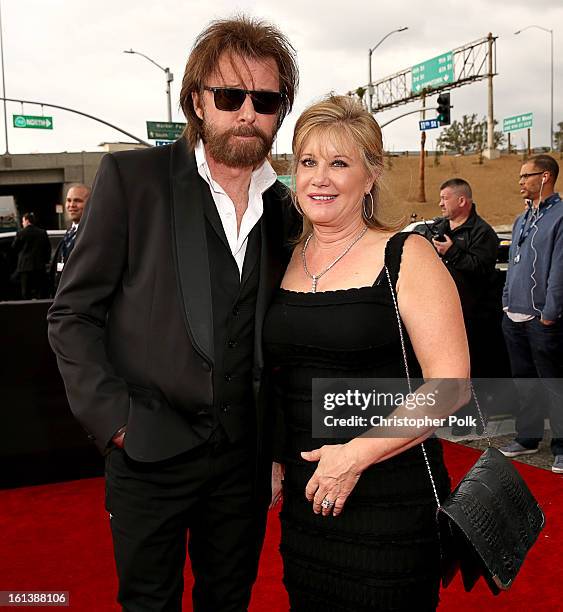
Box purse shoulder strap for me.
[384,232,442,508]
[384,234,490,510]
[383,231,418,393]
[383,231,412,290]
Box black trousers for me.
[502,314,563,456]
[19,270,45,299]
[105,430,269,612]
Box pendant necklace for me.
[301,226,369,293]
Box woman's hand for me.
[111,426,126,449]
[270,462,285,508]
[301,444,362,517]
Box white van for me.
[0,195,17,232]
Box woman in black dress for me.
[264,96,469,611]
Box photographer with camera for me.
[415,178,499,434]
[419,179,498,303]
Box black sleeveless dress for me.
[263,233,451,611]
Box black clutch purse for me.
[385,263,546,595]
[437,446,545,594]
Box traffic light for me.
[437,93,451,125]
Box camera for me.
[421,219,447,243]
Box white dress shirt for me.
[195,139,277,276]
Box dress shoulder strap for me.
[384,231,413,289]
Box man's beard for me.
[202,122,274,168]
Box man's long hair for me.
[179,15,298,148]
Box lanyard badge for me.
[513,199,557,264]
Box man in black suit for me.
[11,212,50,299]
[50,183,90,295]
[48,16,298,612]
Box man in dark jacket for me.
[48,16,298,612]
[11,212,51,299]
[50,183,90,295]
[417,178,499,320]
[415,178,499,432]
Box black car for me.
[1,229,104,487]
[0,229,65,300]
[403,221,511,270]
[495,231,512,269]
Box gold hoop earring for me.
[293,198,304,217]
[363,192,374,222]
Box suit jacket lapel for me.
[202,192,230,252]
[240,223,260,286]
[170,139,214,365]
[254,187,286,372]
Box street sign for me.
[155,140,174,147]
[502,113,533,133]
[411,52,454,93]
[13,114,53,129]
[419,119,440,131]
[277,175,293,188]
[146,121,185,140]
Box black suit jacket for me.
[49,226,78,294]
[47,139,295,465]
[12,224,50,273]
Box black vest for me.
[203,198,261,443]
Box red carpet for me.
[0,441,560,611]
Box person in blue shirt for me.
[500,154,563,474]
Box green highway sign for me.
[412,52,454,93]
[13,114,53,129]
[503,113,533,133]
[146,121,185,140]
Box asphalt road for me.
[441,419,556,472]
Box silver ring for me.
[321,498,335,510]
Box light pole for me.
[0,0,8,154]
[368,27,408,113]
[514,25,554,150]
[124,49,174,123]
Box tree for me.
[355,86,366,101]
[436,114,505,155]
[555,121,563,153]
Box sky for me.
[1,0,561,156]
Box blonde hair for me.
[291,95,392,239]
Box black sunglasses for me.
[519,172,544,180]
[203,86,283,115]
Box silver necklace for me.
[301,227,369,293]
